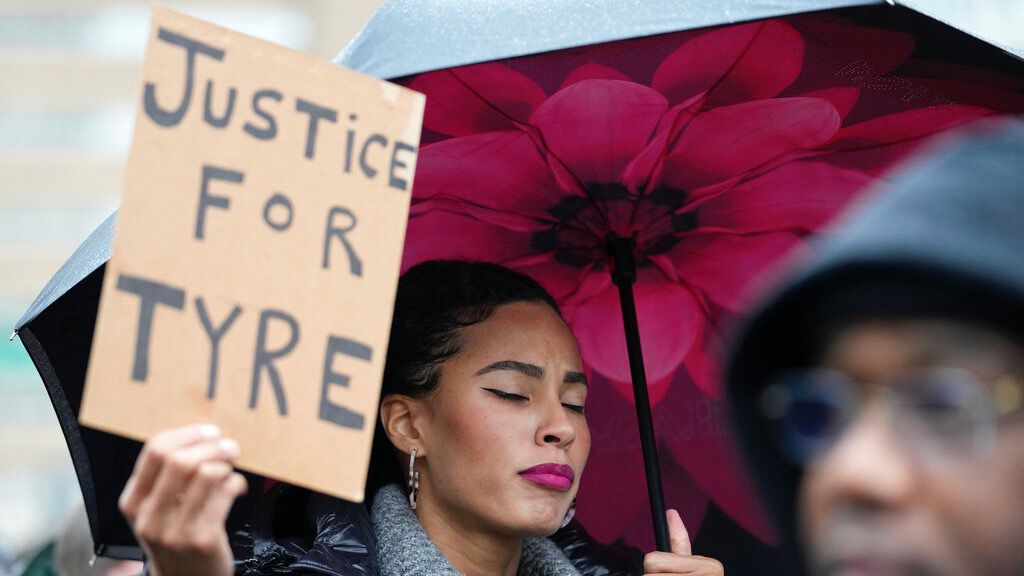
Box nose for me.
[808,402,916,514]
[536,394,576,449]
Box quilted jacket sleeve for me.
[232,485,377,576]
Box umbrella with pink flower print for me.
[348,6,1024,564]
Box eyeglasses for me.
[760,367,1024,466]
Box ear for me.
[380,394,428,457]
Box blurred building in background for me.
[0,1,382,572]
[0,0,1020,573]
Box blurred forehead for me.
[823,319,1024,383]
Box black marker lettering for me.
[143,29,224,127]
[322,207,362,276]
[116,274,185,382]
[195,297,242,399]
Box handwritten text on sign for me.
[81,7,425,503]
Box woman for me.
[118,260,724,575]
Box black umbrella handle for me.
[607,237,671,553]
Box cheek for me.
[429,398,530,474]
[796,469,827,546]
[935,435,1024,567]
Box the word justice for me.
[144,28,417,190]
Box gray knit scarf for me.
[371,484,581,576]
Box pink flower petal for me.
[670,231,804,312]
[680,326,725,398]
[401,210,534,270]
[411,198,551,234]
[651,22,761,104]
[796,87,860,120]
[569,267,701,400]
[560,63,632,89]
[622,96,705,196]
[830,105,993,148]
[529,79,668,185]
[576,371,709,549]
[657,369,776,543]
[412,131,571,220]
[558,268,613,320]
[792,14,916,75]
[696,161,875,234]
[576,447,662,544]
[661,98,841,192]
[409,62,547,136]
[652,20,802,106]
[827,105,994,175]
[507,257,596,304]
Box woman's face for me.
[413,300,590,537]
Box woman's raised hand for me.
[118,424,247,576]
[642,509,724,575]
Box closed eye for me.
[563,403,585,415]
[483,387,528,402]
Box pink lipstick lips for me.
[519,463,575,491]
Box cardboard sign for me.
[81,7,425,503]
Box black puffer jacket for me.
[229,484,644,575]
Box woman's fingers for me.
[172,460,234,532]
[136,437,239,538]
[643,551,724,575]
[667,508,691,556]
[642,509,724,574]
[196,471,248,530]
[165,462,247,557]
[119,424,221,520]
[118,425,243,576]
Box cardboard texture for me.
[81,7,425,503]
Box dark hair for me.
[366,260,562,498]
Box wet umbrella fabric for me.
[14,0,1024,565]
[337,0,1024,562]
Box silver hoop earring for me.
[407,448,420,510]
[560,499,576,529]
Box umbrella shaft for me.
[608,237,671,552]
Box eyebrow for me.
[564,371,588,386]
[476,360,588,386]
[477,360,543,378]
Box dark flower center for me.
[532,182,698,269]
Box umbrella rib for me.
[624,101,702,229]
[522,123,614,232]
[422,193,599,237]
[445,70,616,233]
[623,19,775,228]
[675,273,726,342]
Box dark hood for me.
[724,117,1024,576]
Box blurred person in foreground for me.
[726,118,1024,576]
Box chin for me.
[498,503,568,537]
